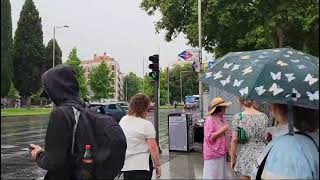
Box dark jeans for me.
[123,155,154,180]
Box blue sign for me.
[208,60,216,69]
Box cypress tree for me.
[43,39,62,73]
[1,0,13,97]
[13,0,45,106]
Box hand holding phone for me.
[28,144,35,150]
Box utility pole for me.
[198,0,204,120]
[167,66,170,105]
[142,57,145,93]
[126,81,128,102]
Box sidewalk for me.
[153,149,239,179]
[118,147,239,179]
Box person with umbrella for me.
[202,48,319,179]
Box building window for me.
[112,65,115,71]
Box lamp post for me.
[53,25,69,68]
[198,0,204,120]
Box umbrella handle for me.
[287,93,296,136]
[288,104,294,135]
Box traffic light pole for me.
[154,79,160,148]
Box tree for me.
[13,0,45,106]
[43,39,62,73]
[168,63,199,104]
[1,0,13,97]
[141,0,319,57]
[89,61,113,101]
[159,69,169,105]
[65,47,88,99]
[123,72,142,101]
[142,74,154,102]
[7,82,19,100]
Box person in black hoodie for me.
[30,65,85,180]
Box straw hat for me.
[208,97,232,115]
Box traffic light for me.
[149,54,159,80]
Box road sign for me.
[178,51,193,61]
[208,60,216,69]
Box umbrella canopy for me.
[203,48,319,109]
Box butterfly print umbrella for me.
[203,48,319,109]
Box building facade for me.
[81,53,124,101]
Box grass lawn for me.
[159,105,184,109]
[1,108,51,117]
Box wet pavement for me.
[1,108,238,179]
[1,115,48,179]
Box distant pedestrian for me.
[15,98,20,108]
[120,93,161,180]
[203,97,232,179]
[230,98,270,179]
[252,104,319,179]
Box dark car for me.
[115,101,128,112]
[89,102,127,122]
[1,103,8,109]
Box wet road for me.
[1,108,199,179]
[1,115,48,179]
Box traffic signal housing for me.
[149,54,159,81]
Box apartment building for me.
[81,53,124,101]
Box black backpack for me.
[65,103,127,179]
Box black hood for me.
[42,65,84,106]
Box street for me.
[1,109,189,179]
[1,108,238,179]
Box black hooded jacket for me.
[36,65,85,180]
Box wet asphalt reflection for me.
[1,108,198,179]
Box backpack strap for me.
[294,131,319,151]
[256,147,272,180]
[71,107,80,155]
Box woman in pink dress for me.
[203,97,232,179]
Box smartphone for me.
[28,144,35,150]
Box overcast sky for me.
[10,0,209,76]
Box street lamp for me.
[53,25,69,68]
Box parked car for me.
[44,103,53,108]
[115,101,128,112]
[89,102,127,122]
[1,103,8,109]
[184,102,197,109]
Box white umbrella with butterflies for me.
[202,48,319,134]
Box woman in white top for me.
[120,94,161,180]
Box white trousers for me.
[203,155,233,179]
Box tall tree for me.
[168,63,199,104]
[43,39,62,73]
[143,74,154,102]
[159,69,169,105]
[123,72,142,101]
[13,0,45,106]
[88,61,113,101]
[65,47,88,99]
[1,0,13,97]
[141,0,319,57]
